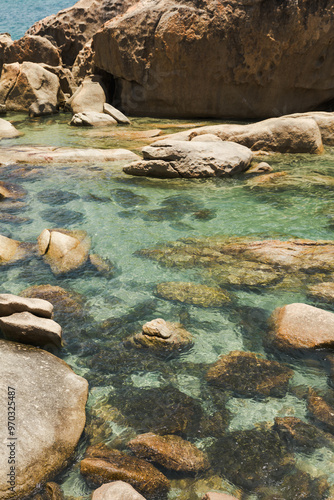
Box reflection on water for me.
[1,113,334,499]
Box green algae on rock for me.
[206,351,293,398]
[155,282,232,307]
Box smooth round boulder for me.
[0,339,88,499]
[68,76,107,114]
[127,433,210,473]
[269,303,334,350]
[0,118,20,139]
[92,481,146,500]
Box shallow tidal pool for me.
[1,112,334,499]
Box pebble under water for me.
[2,113,334,499]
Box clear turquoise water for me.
[0,0,76,39]
[1,112,334,499]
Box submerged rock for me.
[0,293,53,318]
[0,311,62,348]
[274,416,334,450]
[0,181,27,199]
[155,282,232,307]
[20,285,85,318]
[269,303,334,350]
[307,389,334,433]
[124,140,253,178]
[127,318,193,353]
[38,228,91,275]
[92,481,146,500]
[0,233,35,265]
[0,339,88,499]
[211,427,294,490]
[81,445,170,498]
[206,351,293,398]
[127,432,210,473]
[308,282,334,303]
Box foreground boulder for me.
[0,339,88,499]
[165,116,323,154]
[269,303,334,350]
[67,76,107,114]
[3,35,61,66]
[127,318,193,353]
[38,228,90,275]
[0,293,53,318]
[0,118,20,139]
[0,311,62,348]
[80,445,170,498]
[92,481,146,500]
[206,351,293,398]
[127,432,210,473]
[93,0,334,119]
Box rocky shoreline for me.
[1,0,334,498]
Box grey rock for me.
[29,101,58,117]
[103,103,130,124]
[0,311,62,348]
[0,293,53,318]
[0,339,88,499]
[124,140,253,178]
[70,111,117,127]
[68,75,107,114]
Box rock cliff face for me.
[93,0,334,119]
[26,0,138,66]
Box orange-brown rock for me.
[3,35,61,66]
[308,282,334,303]
[202,494,239,500]
[0,233,35,265]
[20,284,85,318]
[128,432,210,473]
[93,0,334,119]
[269,303,334,350]
[27,0,139,66]
[81,446,170,498]
[205,350,293,398]
[307,389,334,434]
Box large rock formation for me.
[26,0,139,66]
[0,339,88,499]
[93,0,334,119]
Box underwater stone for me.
[155,282,232,307]
[269,303,334,350]
[205,351,293,398]
[128,432,210,472]
[126,318,194,353]
[0,180,27,199]
[308,282,334,303]
[20,285,86,319]
[274,416,334,450]
[81,445,170,498]
[307,389,334,434]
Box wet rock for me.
[206,351,293,398]
[0,339,88,499]
[127,318,193,353]
[0,62,60,112]
[307,388,334,433]
[71,111,116,127]
[308,282,334,303]
[246,162,273,174]
[124,140,253,178]
[68,76,107,114]
[44,482,65,500]
[112,386,202,436]
[255,469,329,500]
[89,254,115,276]
[0,233,35,265]
[274,416,334,450]
[0,293,53,318]
[110,189,149,208]
[202,494,239,500]
[41,208,84,226]
[0,311,62,348]
[155,282,232,307]
[38,228,90,275]
[269,303,334,350]
[92,481,146,500]
[37,189,80,205]
[128,432,210,473]
[205,260,282,288]
[3,35,61,66]
[166,117,323,154]
[103,103,130,124]
[0,145,140,164]
[0,180,27,199]
[0,117,20,139]
[210,428,294,490]
[81,445,170,498]
[247,171,289,186]
[20,285,85,319]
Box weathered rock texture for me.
[27,0,139,66]
[93,0,334,119]
[0,339,88,499]
[124,140,253,178]
[3,35,61,66]
[92,481,147,500]
[127,432,210,472]
[269,303,334,350]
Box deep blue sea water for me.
[0,0,75,39]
